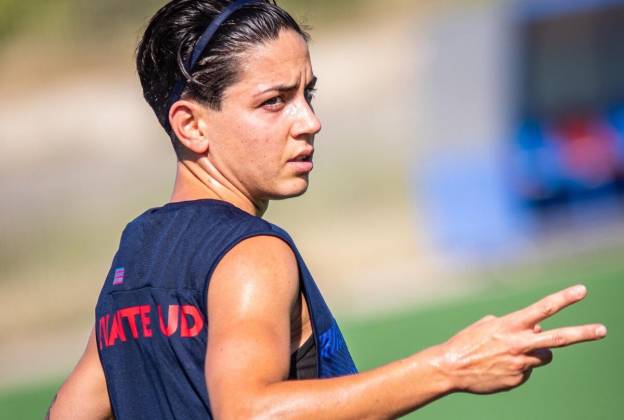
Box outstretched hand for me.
[437,285,607,394]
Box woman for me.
[48,0,607,418]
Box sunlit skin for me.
[48,29,607,420]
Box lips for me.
[288,148,314,173]
[293,155,311,162]
[288,148,314,163]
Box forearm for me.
[48,381,112,420]
[231,345,454,419]
[47,329,113,420]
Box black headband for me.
[169,0,263,106]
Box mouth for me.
[292,155,312,162]
[287,150,314,173]
[289,149,314,163]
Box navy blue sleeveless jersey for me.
[95,199,358,419]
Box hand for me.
[436,285,607,394]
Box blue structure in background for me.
[512,0,624,217]
[418,0,624,260]
[420,150,530,261]
[518,0,624,19]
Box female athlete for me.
[48,0,607,418]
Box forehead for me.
[233,29,312,92]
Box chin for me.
[268,177,310,200]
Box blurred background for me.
[0,0,621,418]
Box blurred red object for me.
[552,115,620,186]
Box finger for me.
[534,324,543,333]
[513,369,533,388]
[526,324,607,350]
[509,285,587,327]
[522,368,533,383]
[525,348,553,368]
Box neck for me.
[170,158,268,217]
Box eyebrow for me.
[256,76,318,96]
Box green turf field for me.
[345,274,621,419]
[1,269,620,419]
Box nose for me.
[291,99,322,139]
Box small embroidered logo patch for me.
[113,267,125,285]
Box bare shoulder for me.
[219,234,298,273]
[208,234,300,316]
[205,235,302,411]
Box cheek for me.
[237,116,290,165]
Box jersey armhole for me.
[201,230,320,377]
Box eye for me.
[305,87,317,104]
[262,96,285,110]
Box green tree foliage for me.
[0,0,368,46]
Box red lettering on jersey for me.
[98,314,110,350]
[158,305,179,337]
[99,303,204,348]
[139,305,153,338]
[180,305,204,337]
[119,306,141,339]
[108,312,127,346]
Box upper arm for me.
[48,328,112,420]
[205,235,300,418]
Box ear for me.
[169,100,210,154]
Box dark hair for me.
[136,0,309,151]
